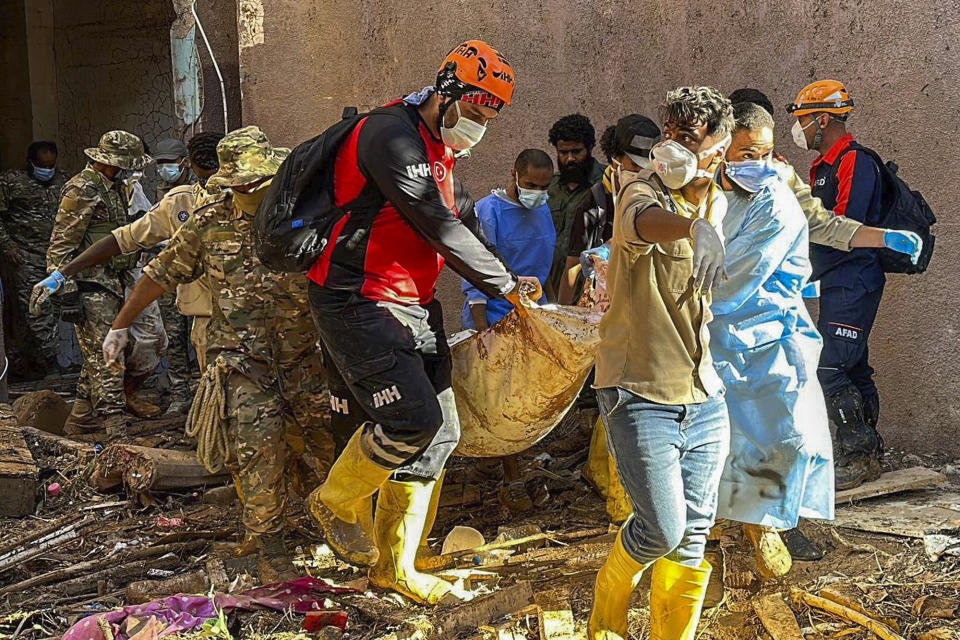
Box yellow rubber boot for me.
[368,479,466,605]
[649,557,712,640]
[414,470,445,571]
[583,418,611,498]
[606,453,632,525]
[744,524,792,580]
[306,429,393,567]
[588,529,648,640]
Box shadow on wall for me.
[50,1,178,174]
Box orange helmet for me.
[786,80,854,117]
[436,40,515,111]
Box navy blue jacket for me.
[809,133,885,291]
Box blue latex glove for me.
[30,270,65,316]
[579,243,611,281]
[884,229,923,265]
[801,282,820,299]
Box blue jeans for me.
[597,387,729,566]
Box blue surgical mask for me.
[516,176,548,209]
[157,163,183,183]
[724,157,779,193]
[31,164,55,182]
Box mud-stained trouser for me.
[597,387,729,567]
[309,284,460,481]
[158,290,192,398]
[223,358,336,535]
[74,284,166,416]
[4,256,61,371]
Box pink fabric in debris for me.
[62,577,355,640]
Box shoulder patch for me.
[177,210,190,222]
[191,192,231,226]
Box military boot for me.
[835,455,882,491]
[257,532,300,584]
[214,531,258,558]
[124,375,162,418]
[63,399,102,435]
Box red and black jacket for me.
[307,101,516,305]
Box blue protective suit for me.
[461,190,555,328]
[711,179,834,529]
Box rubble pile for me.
[1,389,959,640]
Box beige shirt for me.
[594,169,725,405]
[773,158,861,251]
[112,182,212,317]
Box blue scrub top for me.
[461,190,556,329]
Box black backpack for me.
[843,145,936,274]
[254,106,414,273]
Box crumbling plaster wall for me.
[52,1,178,173]
[0,0,33,169]
[239,0,960,454]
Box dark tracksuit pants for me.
[309,283,460,482]
[816,282,884,459]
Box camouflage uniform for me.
[47,131,152,418]
[144,126,334,535]
[0,168,68,374]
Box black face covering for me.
[558,157,592,185]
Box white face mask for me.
[649,135,730,190]
[791,119,817,150]
[515,175,548,209]
[441,102,487,151]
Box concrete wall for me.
[239,0,960,454]
[51,1,178,173]
[0,0,33,169]
[194,0,243,134]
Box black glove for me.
[60,290,86,325]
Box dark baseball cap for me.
[615,115,661,166]
[153,138,188,162]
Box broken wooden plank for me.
[820,587,900,631]
[0,515,95,574]
[20,425,95,461]
[0,511,84,556]
[753,593,803,640]
[790,588,905,640]
[830,490,960,538]
[438,483,483,508]
[0,539,209,596]
[388,583,535,640]
[92,444,230,493]
[0,417,38,516]
[534,590,576,640]
[835,467,946,504]
[125,570,208,603]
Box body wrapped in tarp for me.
[452,304,603,457]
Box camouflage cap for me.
[205,125,289,189]
[84,130,153,170]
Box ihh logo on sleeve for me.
[405,163,431,179]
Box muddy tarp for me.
[452,304,603,457]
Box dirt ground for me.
[1,396,959,640]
